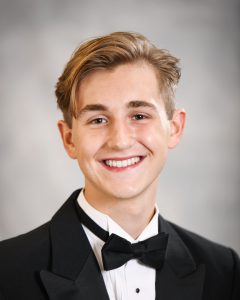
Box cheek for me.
[74,134,103,168]
[137,124,169,146]
[73,129,100,152]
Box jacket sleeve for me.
[0,291,6,300]
[231,249,240,299]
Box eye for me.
[89,117,108,125]
[132,113,148,121]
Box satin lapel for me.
[40,189,109,300]
[40,252,109,300]
[155,216,205,300]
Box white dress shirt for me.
[77,190,159,300]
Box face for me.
[58,62,185,203]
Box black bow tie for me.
[76,202,168,271]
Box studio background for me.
[0,0,239,254]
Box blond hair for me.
[55,32,181,127]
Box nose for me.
[107,121,135,150]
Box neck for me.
[84,185,157,239]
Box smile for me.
[102,156,145,170]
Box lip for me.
[99,155,146,172]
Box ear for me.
[57,120,77,159]
[168,109,186,149]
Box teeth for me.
[122,160,127,167]
[105,157,141,168]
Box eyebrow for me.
[78,104,108,117]
[78,100,158,117]
[127,100,157,111]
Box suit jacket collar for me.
[40,189,205,300]
[160,215,197,277]
[40,189,109,299]
[156,217,205,299]
[48,189,90,280]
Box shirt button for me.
[135,288,140,293]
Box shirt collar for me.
[77,189,159,243]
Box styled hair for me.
[55,31,181,127]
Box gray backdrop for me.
[0,0,240,254]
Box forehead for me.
[77,62,163,109]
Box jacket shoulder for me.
[169,221,240,297]
[0,222,50,260]
[169,221,236,264]
[0,222,51,293]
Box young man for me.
[0,32,239,299]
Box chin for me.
[104,185,146,200]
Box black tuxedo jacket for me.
[0,189,239,300]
